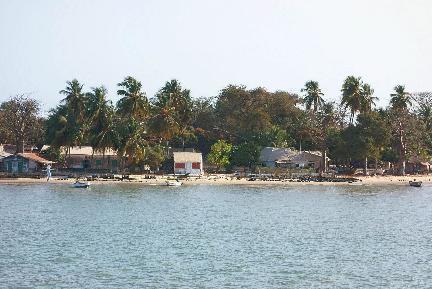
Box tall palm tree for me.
[390,85,411,110]
[86,86,116,156]
[151,79,193,148]
[117,76,149,121]
[360,83,377,112]
[60,79,86,123]
[390,85,411,176]
[341,76,376,123]
[59,79,87,157]
[301,80,324,112]
[341,76,363,123]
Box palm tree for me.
[151,79,193,149]
[60,79,86,123]
[360,83,377,112]
[341,76,363,123]
[390,85,411,176]
[390,85,411,110]
[86,86,116,161]
[59,79,87,159]
[341,76,376,123]
[301,81,324,112]
[117,76,149,121]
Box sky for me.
[1,0,432,114]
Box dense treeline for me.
[1,76,431,175]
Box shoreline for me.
[0,175,431,186]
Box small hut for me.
[2,153,52,173]
[173,152,203,176]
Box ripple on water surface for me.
[0,183,431,288]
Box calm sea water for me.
[1,183,432,288]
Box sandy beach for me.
[0,174,431,186]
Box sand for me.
[0,174,431,186]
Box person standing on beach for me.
[46,164,52,181]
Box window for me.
[192,162,201,169]
[111,160,118,168]
[175,163,185,169]
[95,159,102,167]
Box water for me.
[1,183,432,288]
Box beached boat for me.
[72,181,91,188]
[166,180,182,186]
[409,181,422,187]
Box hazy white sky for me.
[1,0,431,113]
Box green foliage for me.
[230,142,261,168]
[0,95,42,152]
[40,146,65,164]
[149,79,193,142]
[207,140,233,171]
[341,76,377,123]
[36,76,432,175]
[356,112,390,161]
[142,145,165,171]
[301,80,324,112]
[390,85,411,111]
[117,76,149,121]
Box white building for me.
[173,152,203,176]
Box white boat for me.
[72,181,91,188]
[166,180,182,186]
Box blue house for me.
[2,153,52,173]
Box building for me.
[173,152,203,176]
[259,147,297,168]
[57,146,120,171]
[259,147,329,171]
[406,155,431,174]
[0,147,12,172]
[2,153,52,173]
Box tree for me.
[413,92,432,155]
[45,104,69,148]
[207,140,233,171]
[315,102,340,173]
[142,145,165,171]
[301,80,324,112]
[150,79,193,147]
[389,85,412,175]
[116,77,149,169]
[390,85,411,110]
[59,79,87,148]
[341,76,376,123]
[360,83,377,113]
[0,95,41,153]
[86,86,117,155]
[215,85,300,144]
[60,79,86,123]
[117,76,149,121]
[230,142,261,169]
[356,112,390,175]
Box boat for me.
[409,180,422,187]
[72,181,91,188]
[166,180,182,186]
